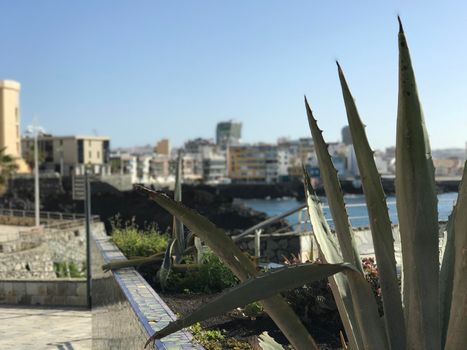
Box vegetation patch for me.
[111,217,168,257]
[166,252,238,294]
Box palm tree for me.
[0,147,18,195]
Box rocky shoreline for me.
[1,178,290,235]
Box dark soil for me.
[160,283,343,350]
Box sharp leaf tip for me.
[397,16,404,33]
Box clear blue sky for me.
[2,0,467,150]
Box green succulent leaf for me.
[337,62,406,350]
[395,18,440,349]
[443,163,467,349]
[158,238,175,290]
[303,168,363,350]
[305,97,389,349]
[145,262,356,343]
[173,150,185,261]
[101,252,164,272]
[135,185,319,350]
[304,97,362,271]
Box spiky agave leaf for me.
[439,204,456,347]
[145,262,357,343]
[135,185,319,350]
[337,62,406,350]
[304,97,362,271]
[303,168,363,350]
[102,252,164,272]
[173,150,185,261]
[304,98,389,349]
[158,239,175,290]
[443,163,467,349]
[258,332,285,350]
[395,18,440,349]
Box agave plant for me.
[136,18,466,350]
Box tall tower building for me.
[0,80,21,158]
[216,120,242,148]
[0,80,28,172]
[341,125,352,145]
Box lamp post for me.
[26,120,45,227]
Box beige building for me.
[155,139,170,156]
[22,135,110,175]
[0,80,28,172]
[228,144,278,183]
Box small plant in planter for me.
[103,151,206,286]
[136,18,466,350]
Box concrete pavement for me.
[0,306,91,350]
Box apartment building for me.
[216,120,242,149]
[22,135,110,175]
[155,139,170,156]
[228,144,278,183]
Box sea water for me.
[239,192,458,229]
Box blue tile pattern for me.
[92,236,203,350]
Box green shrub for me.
[166,252,238,294]
[111,217,168,258]
[54,261,85,278]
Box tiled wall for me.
[92,235,204,350]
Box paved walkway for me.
[0,306,91,350]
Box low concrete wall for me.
[92,235,203,350]
[0,279,86,306]
[237,222,448,265]
[237,231,303,262]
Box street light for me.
[26,120,45,227]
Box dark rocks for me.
[1,178,289,235]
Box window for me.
[97,151,100,159]
[77,140,84,163]
[89,151,92,159]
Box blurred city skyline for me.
[1,1,467,149]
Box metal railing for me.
[233,197,457,259]
[0,208,86,221]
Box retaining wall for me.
[0,279,86,306]
[0,222,106,279]
[92,234,203,350]
[237,222,448,265]
[237,232,304,262]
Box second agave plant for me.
[135,18,466,350]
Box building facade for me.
[228,144,278,183]
[155,139,170,156]
[342,125,352,145]
[0,80,28,172]
[216,120,242,149]
[22,135,110,175]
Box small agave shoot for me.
[102,151,199,287]
[133,18,466,350]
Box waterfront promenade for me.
[0,305,91,349]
